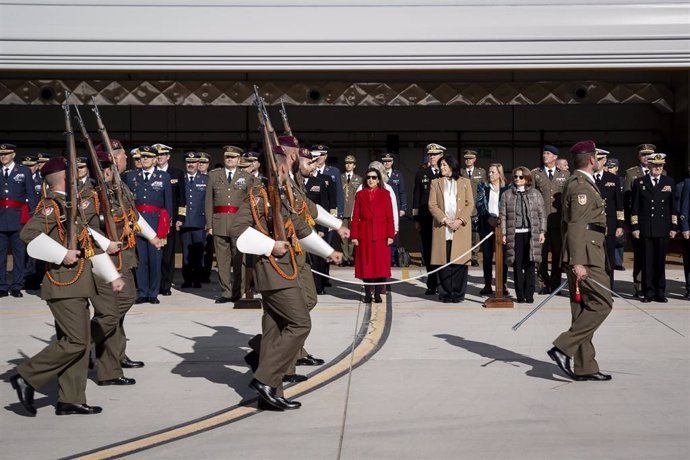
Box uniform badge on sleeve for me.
[577,194,587,205]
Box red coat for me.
[351,187,395,279]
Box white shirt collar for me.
[577,170,596,185]
[157,163,169,172]
[2,161,15,173]
[224,167,236,175]
[143,167,155,174]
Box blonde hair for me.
[488,163,506,187]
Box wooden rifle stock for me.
[279,98,292,136]
[62,99,79,251]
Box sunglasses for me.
[366,175,379,180]
[513,175,524,180]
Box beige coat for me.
[428,177,475,265]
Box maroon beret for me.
[272,145,285,156]
[95,139,124,151]
[278,135,299,148]
[570,140,596,155]
[298,147,312,159]
[96,149,112,164]
[42,157,67,176]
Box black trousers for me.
[419,214,438,291]
[513,232,536,301]
[683,238,690,292]
[641,236,668,298]
[438,240,468,301]
[538,226,562,292]
[632,236,643,293]
[160,228,177,293]
[605,234,617,289]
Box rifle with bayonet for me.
[73,104,118,239]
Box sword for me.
[512,280,568,331]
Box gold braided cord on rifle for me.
[248,187,299,280]
[113,208,138,250]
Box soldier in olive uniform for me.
[548,140,613,382]
[341,154,362,265]
[460,149,486,267]
[10,157,124,416]
[624,144,661,296]
[630,153,677,303]
[593,148,624,288]
[205,145,255,303]
[413,143,444,295]
[532,144,570,294]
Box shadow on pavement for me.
[435,334,571,382]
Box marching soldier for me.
[152,143,186,296]
[548,140,613,382]
[413,143,444,295]
[123,145,173,304]
[205,145,254,303]
[10,156,124,416]
[460,149,486,267]
[341,154,362,265]
[624,143,660,297]
[180,152,208,289]
[0,143,37,298]
[532,144,570,294]
[593,148,624,288]
[630,153,677,303]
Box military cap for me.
[239,157,252,168]
[37,152,51,163]
[646,153,666,165]
[129,147,142,159]
[310,144,329,155]
[543,145,559,156]
[279,135,299,148]
[184,151,200,163]
[76,156,88,167]
[222,145,244,157]
[198,151,210,163]
[605,158,620,168]
[344,154,356,163]
[21,155,39,166]
[244,151,260,161]
[637,144,656,154]
[381,153,395,162]
[298,148,313,160]
[570,140,596,155]
[595,148,610,160]
[137,145,157,158]
[97,150,112,165]
[42,157,67,176]
[151,143,173,154]
[463,149,478,159]
[96,139,124,152]
[426,143,446,154]
[0,143,16,154]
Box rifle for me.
[91,97,132,236]
[279,98,292,136]
[73,104,118,239]
[62,96,80,251]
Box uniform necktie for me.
[227,171,233,183]
[144,172,150,183]
[644,169,649,176]
[653,177,658,187]
[189,175,194,183]
[596,173,602,183]
[3,168,8,180]
[548,169,553,180]
[347,174,351,183]
[467,169,472,177]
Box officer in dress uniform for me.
[130,147,143,171]
[197,152,214,282]
[593,148,624,288]
[205,145,255,303]
[0,144,37,298]
[123,145,173,304]
[548,140,613,382]
[152,143,186,296]
[311,144,340,287]
[381,152,407,266]
[630,153,677,303]
[532,144,570,294]
[624,143,662,296]
[22,154,45,290]
[413,143,445,295]
[10,156,124,416]
[179,151,208,289]
[460,149,486,267]
[303,152,330,294]
[341,154,362,265]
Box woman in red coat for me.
[351,167,395,303]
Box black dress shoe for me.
[576,372,612,381]
[479,286,493,295]
[547,347,576,380]
[316,288,326,295]
[148,297,160,304]
[10,289,23,297]
[249,378,283,410]
[516,298,525,304]
[215,296,232,304]
[525,297,534,304]
[282,374,308,383]
[134,297,148,304]
[55,402,102,415]
[193,282,202,288]
[374,294,383,303]
[424,288,436,296]
[121,356,145,368]
[614,265,626,271]
[10,374,36,416]
[160,289,172,296]
[0,290,8,297]
[471,260,479,267]
[244,351,259,372]
[97,376,136,386]
[257,396,301,411]
[181,282,193,289]
[230,295,242,302]
[296,355,325,366]
[538,287,550,295]
[363,295,372,304]
[685,291,690,300]
[641,297,652,303]
[653,296,668,303]
[324,281,332,288]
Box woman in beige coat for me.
[428,154,475,302]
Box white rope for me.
[311,231,495,286]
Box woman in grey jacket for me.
[500,167,546,303]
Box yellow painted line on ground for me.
[71,300,388,460]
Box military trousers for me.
[254,286,311,395]
[340,218,354,263]
[160,226,177,293]
[91,270,137,381]
[213,234,242,299]
[18,297,91,404]
[180,227,205,284]
[641,236,669,298]
[553,266,612,375]
[0,230,26,291]
[135,236,163,298]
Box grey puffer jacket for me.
[500,186,546,265]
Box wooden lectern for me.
[484,220,514,308]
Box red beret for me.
[570,140,596,155]
[41,157,67,176]
[298,147,312,159]
[272,145,285,156]
[278,135,299,148]
[95,139,124,151]
[96,149,112,164]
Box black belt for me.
[585,223,606,234]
